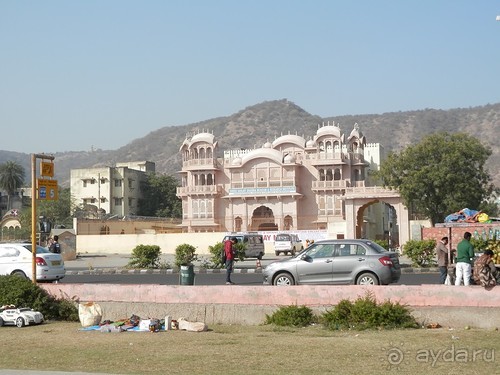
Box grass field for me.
[0,322,498,374]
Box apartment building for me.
[70,161,155,217]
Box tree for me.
[375,132,495,225]
[0,161,25,210]
[38,187,76,229]
[137,173,182,218]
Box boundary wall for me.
[42,284,500,329]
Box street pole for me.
[31,153,55,283]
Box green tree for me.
[38,187,76,229]
[375,132,495,225]
[137,173,182,218]
[0,161,25,210]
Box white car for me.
[0,307,44,327]
[274,233,304,256]
[0,243,65,282]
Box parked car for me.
[0,306,44,327]
[223,233,265,259]
[263,239,401,286]
[0,243,65,282]
[274,233,303,256]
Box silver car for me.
[263,239,401,285]
[0,243,65,282]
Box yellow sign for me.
[41,162,54,177]
[37,179,58,200]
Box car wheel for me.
[291,249,296,256]
[15,317,24,328]
[356,273,379,285]
[273,273,295,286]
[275,251,280,256]
[12,271,28,279]
[0,317,4,326]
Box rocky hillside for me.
[2,99,500,187]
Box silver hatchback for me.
[263,239,401,286]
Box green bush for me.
[321,293,418,330]
[233,241,246,261]
[208,242,225,268]
[0,275,78,321]
[127,245,162,269]
[265,305,315,327]
[174,243,198,267]
[402,239,436,267]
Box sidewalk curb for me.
[65,266,438,275]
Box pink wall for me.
[42,284,500,308]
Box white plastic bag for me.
[78,302,103,327]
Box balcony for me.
[311,180,349,192]
[176,185,222,196]
[181,158,219,170]
[306,152,345,166]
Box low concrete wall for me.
[42,284,500,329]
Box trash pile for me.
[444,208,492,223]
[78,302,207,333]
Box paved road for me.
[60,272,438,285]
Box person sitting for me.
[473,250,498,288]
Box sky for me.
[1,0,500,154]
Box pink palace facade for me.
[176,122,409,245]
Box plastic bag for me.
[78,302,103,327]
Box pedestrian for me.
[224,237,237,285]
[454,232,474,286]
[473,250,498,288]
[49,235,61,254]
[436,236,451,284]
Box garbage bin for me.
[179,264,195,285]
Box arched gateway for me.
[343,186,409,250]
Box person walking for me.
[224,237,237,285]
[454,232,475,286]
[436,236,451,284]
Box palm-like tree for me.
[0,161,26,210]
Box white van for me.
[223,233,265,260]
[274,233,303,256]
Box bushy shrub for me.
[373,239,389,250]
[127,245,162,269]
[208,242,225,268]
[174,243,198,267]
[265,305,315,327]
[402,239,436,267]
[0,275,78,321]
[321,293,418,330]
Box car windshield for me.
[21,245,51,254]
[366,241,388,254]
[275,235,291,241]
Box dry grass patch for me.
[0,322,498,374]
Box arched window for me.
[319,169,325,181]
[334,168,341,180]
[326,169,333,181]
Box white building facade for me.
[70,161,155,217]
[177,123,409,245]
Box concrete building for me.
[177,123,409,245]
[70,161,155,218]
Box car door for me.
[331,243,368,284]
[296,243,335,284]
[0,246,24,276]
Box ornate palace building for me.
[177,122,408,245]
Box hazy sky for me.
[1,0,499,153]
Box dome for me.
[306,139,315,148]
[191,132,215,145]
[283,154,296,163]
[316,123,342,138]
[272,134,306,149]
[263,141,272,148]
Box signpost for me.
[31,154,56,283]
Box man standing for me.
[436,236,450,284]
[49,235,61,254]
[224,237,237,285]
[455,232,475,286]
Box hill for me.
[1,99,500,187]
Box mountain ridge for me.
[2,99,499,187]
